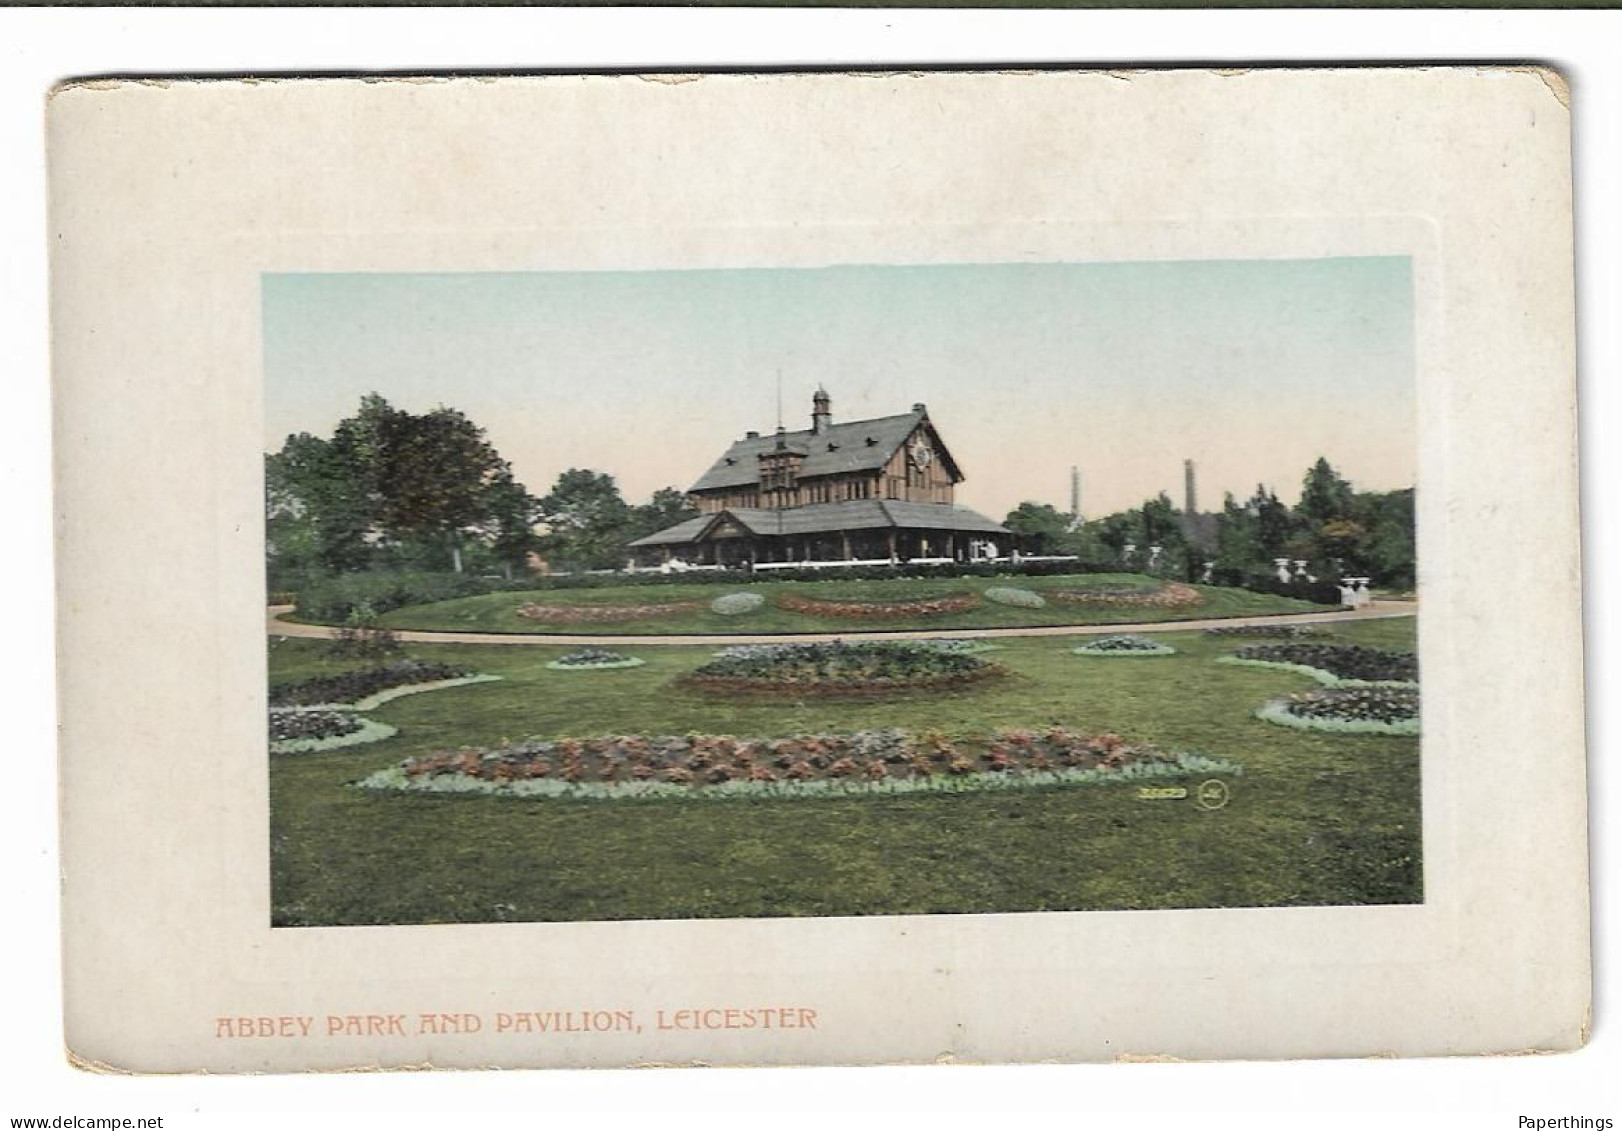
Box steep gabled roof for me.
[628,499,1009,547]
[688,407,961,493]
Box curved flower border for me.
[1215,655,1418,689]
[355,751,1242,803]
[270,709,399,755]
[1255,698,1420,737]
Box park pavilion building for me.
[629,389,1012,569]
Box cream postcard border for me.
[50,69,1586,1072]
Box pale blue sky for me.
[263,258,1414,518]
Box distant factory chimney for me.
[1184,459,1198,515]
[812,386,832,435]
[1070,466,1082,525]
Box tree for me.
[1003,502,1074,555]
[1297,457,1355,528]
[538,469,635,571]
[628,487,700,542]
[265,393,537,577]
[369,405,510,572]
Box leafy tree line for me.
[1003,457,1415,589]
[265,395,696,585]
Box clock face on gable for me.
[908,438,934,469]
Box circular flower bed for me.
[776,591,979,618]
[1219,643,1417,687]
[270,707,398,754]
[269,659,494,709]
[517,599,702,624]
[1257,687,1420,736]
[546,648,646,671]
[356,726,1241,802]
[1205,624,1330,639]
[983,586,1046,609]
[710,591,765,616]
[680,640,1006,696]
[1050,582,1203,609]
[1071,634,1176,657]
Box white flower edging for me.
[271,712,400,755]
[354,752,1241,803]
[545,657,647,672]
[1255,699,1419,737]
[1215,655,1417,689]
[274,674,504,712]
[350,673,504,710]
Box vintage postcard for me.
[50,68,1587,1071]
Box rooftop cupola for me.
[812,387,832,435]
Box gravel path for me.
[267,601,1418,647]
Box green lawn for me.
[268,615,1421,926]
[361,573,1329,635]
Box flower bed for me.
[681,640,1006,696]
[1050,582,1204,609]
[775,591,979,619]
[546,648,646,671]
[355,726,1241,802]
[983,586,1046,609]
[270,707,399,754]
[1071,634,1176,657]
[710,591,765,616]
[1219,643,1417,687]
[918,638,1003,655]
[1256,687,1420,736]
[517,599,703,624]
[1204,624,1331,639]
[269,659,478,708]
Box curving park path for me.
[267,600,1418,647]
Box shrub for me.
[710,592,765,616]
[984,586,1046,609]
[325,604,402,660]
[270,659,474,707]
[296,570,495,622]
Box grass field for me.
[268,614,1421,926]
[361,573,1328,636]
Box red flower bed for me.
[394,727,1162,788]
[517,599,703,624]
[775,591,979,619]
[1050,582,1204,609]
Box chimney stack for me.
[1070,466,1081,523]
[1184,459,1197,515]
[812,387,832,434]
